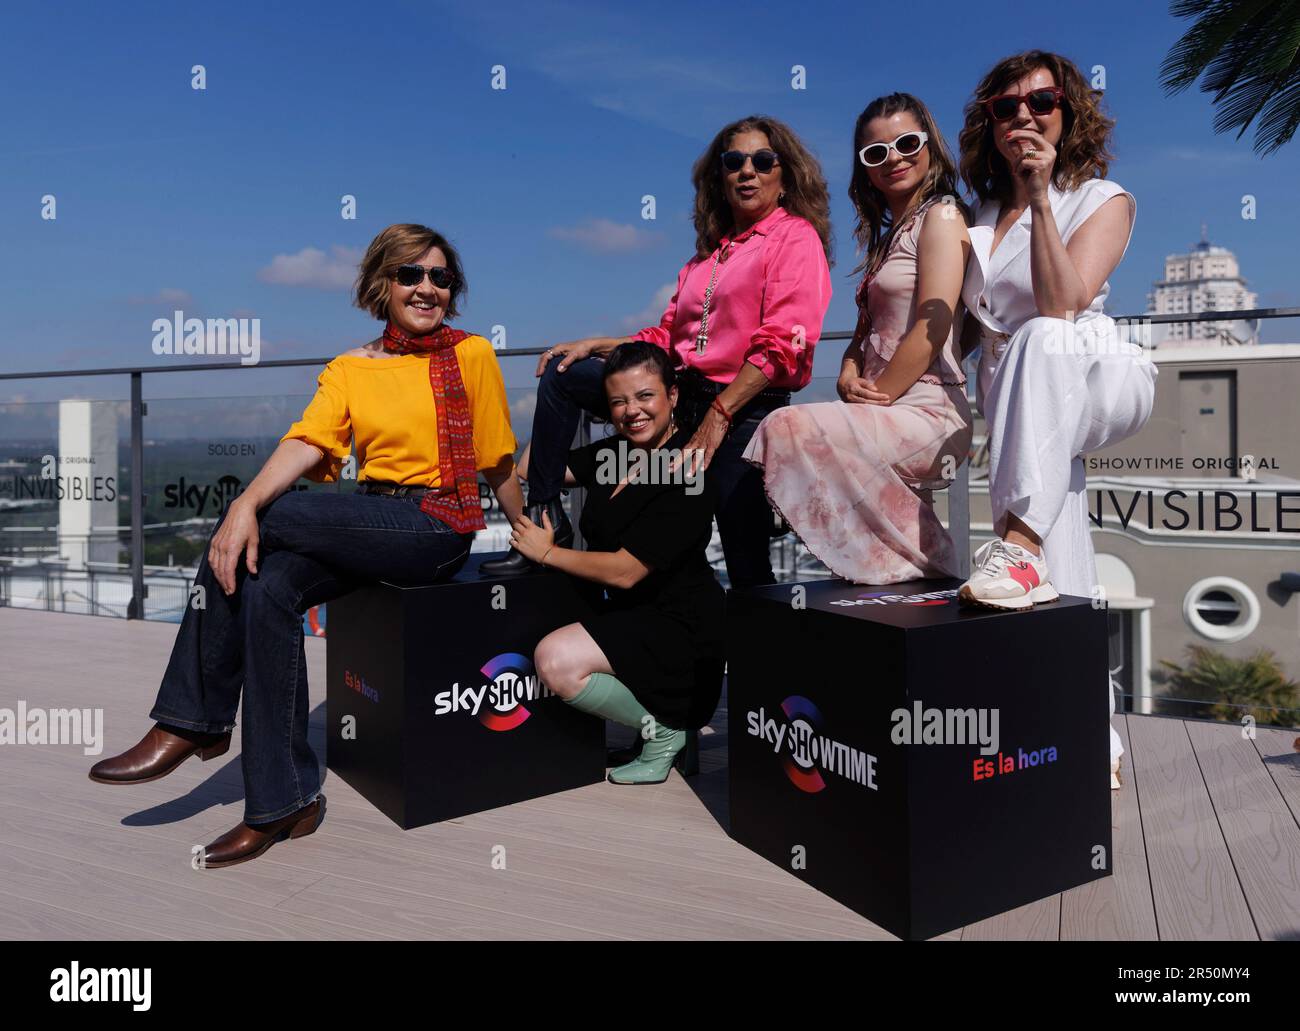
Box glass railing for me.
[3,311,1299,729]
[0,399,132,617]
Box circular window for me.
[1183,577,1260,642]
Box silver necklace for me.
[695,240,734,355]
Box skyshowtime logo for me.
[746,695,879,794]
[830,588,958,609]
[433,652,555,731]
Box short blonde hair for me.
[353,223,467,322]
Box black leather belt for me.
[677,369,790,405]
[360,481,451,498]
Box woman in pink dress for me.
[744,93,974,583]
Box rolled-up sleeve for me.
[630,261,691,353]
[465,337,518,471]
[746,221,832,387]
[281,360,351,482]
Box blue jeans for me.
[149,488,473,824]
[528,354,783,589]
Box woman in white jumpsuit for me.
[956,51,1157,787]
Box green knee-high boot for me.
[567,673,686,785]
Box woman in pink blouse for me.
[744,94,974,583]
[482,114,833,591]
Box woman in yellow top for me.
[89,223,522,868]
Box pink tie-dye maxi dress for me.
[743,200,973,583]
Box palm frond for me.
[1256,75,1300,153]
[1161,0,1300,153]
[1160,0,1278,93]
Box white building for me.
[1146,226,1259,348]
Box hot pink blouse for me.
[630,206,832,390]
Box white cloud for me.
[533,44,750,99]
[511,392,537,428]
[258,245,362,290]
[549,218,663,254]
[621,282,676,331]
[450,9,757,140]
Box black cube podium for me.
[726,577,1112,940]
[326,553,606,829]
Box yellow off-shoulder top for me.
[281,333,517,486]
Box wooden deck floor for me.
[1,607,1298,941]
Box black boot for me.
[480,497,574,577]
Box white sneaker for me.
[959,538,1059,610]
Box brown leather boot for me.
[199,796,326,869]
[88,723,231,785]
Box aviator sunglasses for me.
[394,264,456,289]
[721,148,780,174]
[858,130,929,168]
[982,86,1066,122]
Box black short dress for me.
[566,425,726,731]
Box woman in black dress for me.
[511,341,725,784]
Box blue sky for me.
[3,0,1298,406]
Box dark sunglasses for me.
[721,148,780,174]
[394,264,456,289]
[983,86,1066,122]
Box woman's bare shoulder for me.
[343,338,385,358]
[919,198,971,236]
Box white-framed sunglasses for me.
[858,130,929,168]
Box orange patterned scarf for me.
[381,321,486,533]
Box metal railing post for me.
[570,415,590,551]
[950,462,971,577]
[127,372,146,619]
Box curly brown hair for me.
[353,223,467,322]
[958,50,1115,206]
[690,115,833,264]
